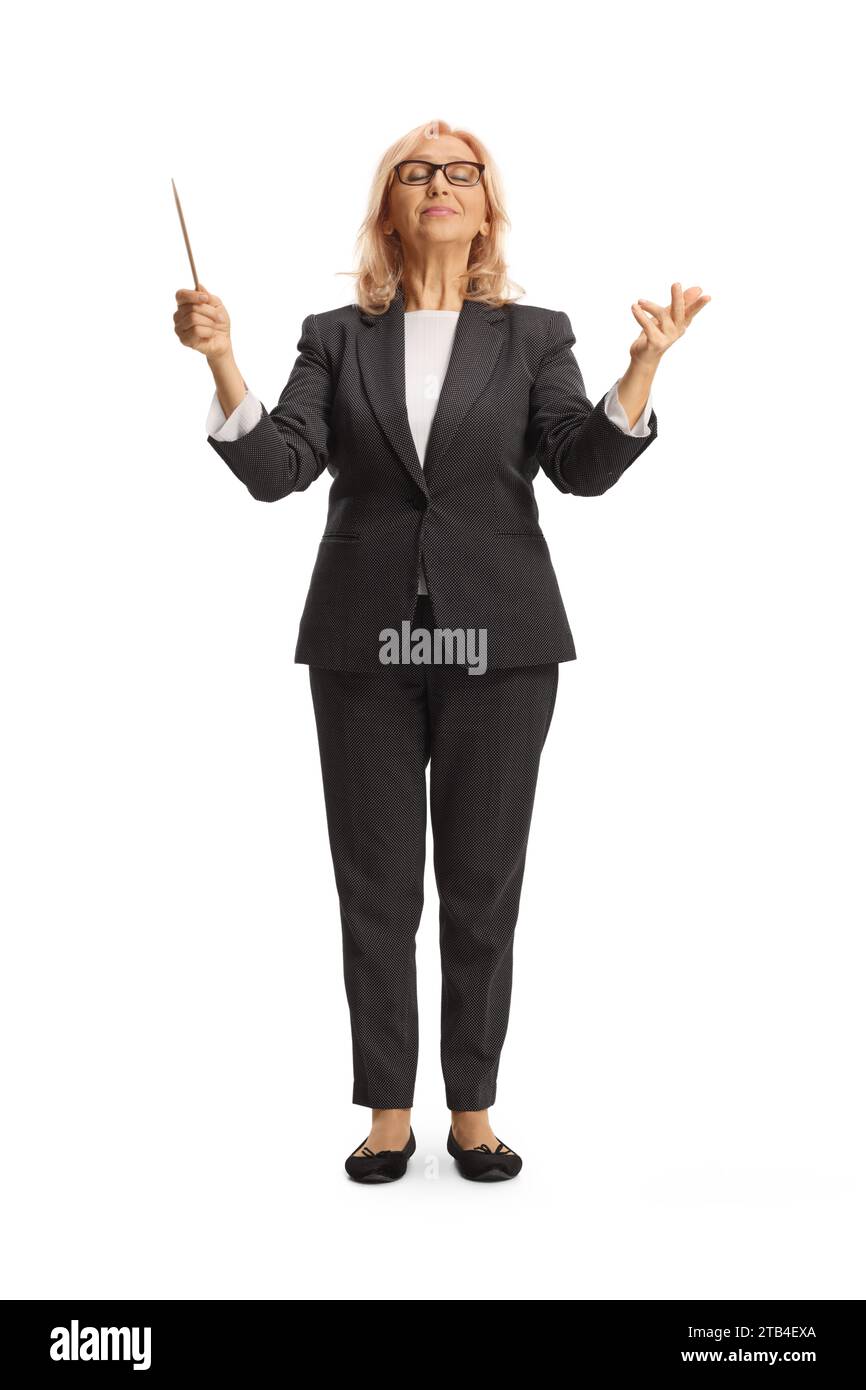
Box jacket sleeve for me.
[527,309,658,496]
[206,312,333,502]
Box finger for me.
[636,299,668,333]
[174,304,227,334]
[178,324,218,347]
[174,309,203,332]
[175,302,223,326]
[671,282,686,329]
[684,294,712,323]
[631,304,665,344]
[175,320,220,345]
[175,288,212,306]
[198,286,224,308]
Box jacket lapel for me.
[356,282,505,498]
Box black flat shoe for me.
[345,1128,416,1183]
[447,1126,522,1182]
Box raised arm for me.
[526,309,658,496]
[174,286,333,503]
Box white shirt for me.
[207,310,655,596]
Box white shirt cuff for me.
[206,386,263,442]
[604,379,653,437]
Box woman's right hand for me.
[174,286,232,361]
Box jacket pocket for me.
[320,532,360,543]
[494,528,546,539]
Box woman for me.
[173,119,710,1184]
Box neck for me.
[401,254,469,312]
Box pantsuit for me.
[205,282,659,1111]
[309,596,559,1110]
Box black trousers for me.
[308,596,559,1111]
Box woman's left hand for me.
[629,282,711,366]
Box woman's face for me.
[385,137,489,258]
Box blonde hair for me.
[343,120,526,315]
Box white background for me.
[2,0,863,1301]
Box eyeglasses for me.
[393,160,485,188]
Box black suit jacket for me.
[206,283,658,671]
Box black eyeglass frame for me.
[392,160,486,187]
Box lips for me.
[422,207,456,216]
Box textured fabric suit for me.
[206,283,658,673]
[205,285,658,1109]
